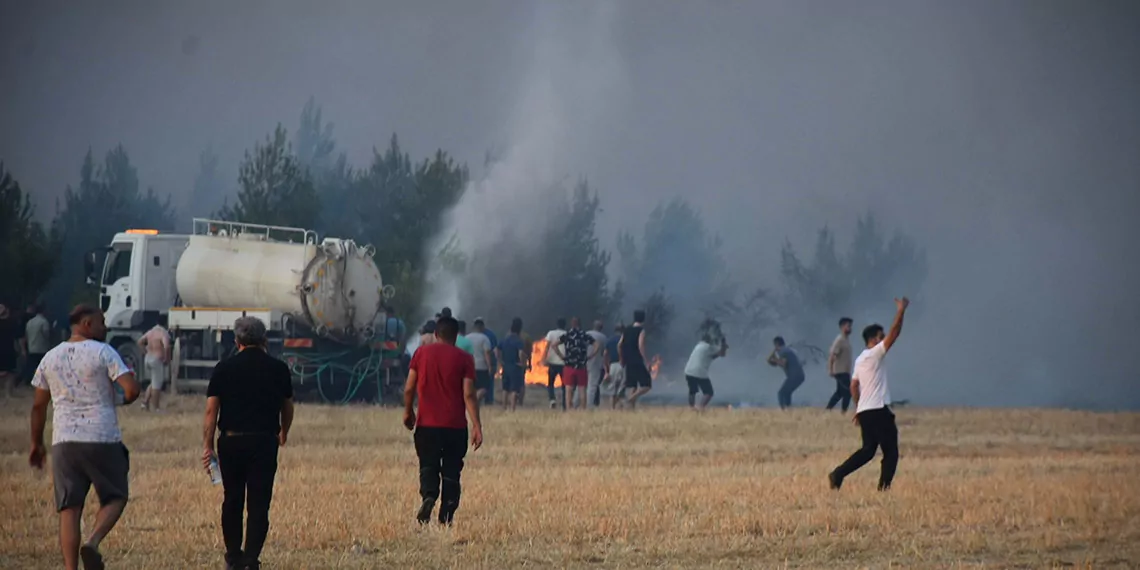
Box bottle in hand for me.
[208,456,222,485]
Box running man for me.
[767,337,804,409]
[541,318,567,409]
[829,297,909,491]
[403,316,483,525]
[496,318,527,411]
[684,335,727,411]
[619,311,651,409]
[137,320,171,411]
[826,317,854,413]
[30,305,141,570]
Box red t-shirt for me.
[410,342,475,429]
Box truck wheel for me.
[115,341,145,387]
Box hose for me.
[282,347,386,404]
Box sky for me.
[2,0,1138,408]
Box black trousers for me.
[833,407,899,490]
[22,353,45,385]
[414,427,468,510]
[546,364,563,405]
[217,434,279,565]
[826,373,852,412]
[777,375,805,409]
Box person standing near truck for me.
[137,320,171,412]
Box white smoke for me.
[422,2,628,317]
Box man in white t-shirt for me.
[541,318,567,409]
[137,321,171,411]
[585,321,608,408]
[684,335,727,410]
[30,304,141,570]
[829,297,909,492]
[465,319,494,403]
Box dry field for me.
[2,394,1139,569]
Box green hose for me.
[282,348,384,404]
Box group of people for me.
[24,296,910,570]
[0,302,53,399]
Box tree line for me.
[2,97,925,364]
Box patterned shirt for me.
[32,340,131,445]
[560,328,592,369]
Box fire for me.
[524,338,661,386]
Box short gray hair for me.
[234,316,268,347]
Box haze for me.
[2,0,1138,409]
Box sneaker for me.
[828,471,843,490]
[416,498,435,525]
[79,545,105,570]
[549,400,556,409]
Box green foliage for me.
[0,164,61,307]
[217,125,320,230]
[46,146,176,314]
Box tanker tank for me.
[175,224,385,346]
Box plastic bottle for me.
[207,456,222,485]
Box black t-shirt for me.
[0,318,19,361]
[621,325,645,368]
[207,348,294,434]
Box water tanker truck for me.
[86,219,399,402]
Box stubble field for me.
[1,394,1138,569]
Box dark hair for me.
[773,336,786,347]
[633,309,646,323]
[69,304,100,326]
[440,307,452,318]
[510,317,523,334]
[614,322,625,332]
[556,317,567,329]
[30,303,43,314]
[862,324,884,345]
[473,317,485,327]
[436,316,459,342]
[422,320,437,334]
[458,320,467,334]
[839,317,853,327]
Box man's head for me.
[157,314,169,328]
[435,316,459,344]
[440,307,452,318]
[385,305,396,317]
[593,320,604,332]
[28,304,41,315]
[70,304,108,342]
[234,316,268,349]
[510,317,523,335]
[614,322,624,333]
[839,317,853,335]
[457,320,467,335]
[556,317,567,330]
[633,309,646,323]
[862,324,885,347]
[473,318,486,332]
[772,336,786,349]
[422,320,437,335]
[569,317,581,330]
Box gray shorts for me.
[51,442,130,511]
[145,355,167,390]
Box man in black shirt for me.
[201,317,294,570]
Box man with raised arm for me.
[829,297,910,492]
[404,316,483,526]
[30,305,141,570]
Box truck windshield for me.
[102,245,133,285]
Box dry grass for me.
[2,394,1139,569]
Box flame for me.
[649,354,662,380]
[525,339,559,387]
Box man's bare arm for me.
[586,339,600,361]
[202,396,220,451]
[30,388,50,447]
[638,330,647,363]
[115,372,141,404]
[463,376,483,450]
[617,335,625,366]
[279,398,294,444]
[828,351,836,376]
[883,297,910,353]
[403,370,418,415]
[850,378,861,406]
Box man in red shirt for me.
[403,316,483,525]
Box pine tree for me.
[218,125,320,231]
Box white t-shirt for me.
[586,331,607,372]
[853,342,890,414]
[684,341,720,379]
[466,332,492,371]
[31,340,132,445]
[545,329,566,365]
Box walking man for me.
[604,323,624,409]
[1,304,21,398]
[23,304,52,389]
[201,317,295,570]
[620,311,652,409]
[829,298,909,492]
[684,335,727,411]
[496,318,527,411]
[826,317,854,413]
[541,318,567,409]
[585,320,607,408]
[403,316,483,525]
[478,319,499,405]
[29,304,141,570]
[767,337,804,409]
[137,320,171,412]
[465,319,494,404]
[455,320,474,356]
[551,317,596,411]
